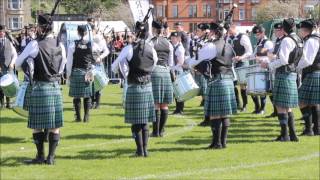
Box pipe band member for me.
[0,24,17,108]
[261,18,302,142]
[189,22,237,149]
[112,21,158,157]
[252,25,274,115]
[67,25,95,122]
[15,14,67,165]
[267,22,286,118]
[150,18,174,137]
[296,19,320,136]
[171,31,186,115]
[228,24,253,112]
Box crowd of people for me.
[0,10,319,165]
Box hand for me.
[96,57,101,63]
[232,56,241,62]
[260,61,268,69]
[9,63,15,70]
[255,56,262,63]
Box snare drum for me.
[246,71,272,96]
[173,72,200,102]
[12,82,30,118]
[93,65,109,92]
[235,64,261,85]
[0,73,19,97]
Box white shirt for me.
[111,41,158,78]
[172,42,185,72]
[186,41,217,68]
[151,36,174,67]
[229,33,253,60]
[297,34,320,71]
[15,34,67,74]
[0,37,17,67]
[268,36,296,71]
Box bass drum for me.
[0,73,19,98]
[58,23,93,52]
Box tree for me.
[61,0,119,15]
[255,0,300,24]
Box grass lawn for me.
[0,84,319,180]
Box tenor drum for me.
[0,73,19,97]
[12,82,29,118]
[246,71,272,96]
[93,65,109,92]
[173,72,200,102]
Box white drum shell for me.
[246,72,271,96]
[173,72,200,102]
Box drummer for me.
[15,14,67,164]
[0,24,17,109]
[252,25,274,115]
[66,25,95,122]
[171,31,186,115]
[296,19,320,136]
[228,25,253,112]
[150,18,174,137]
[260,18,301,142]
[112,21,158,157]
[266,23,286,118]
[90,22,110,109]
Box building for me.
[0,0,32,31]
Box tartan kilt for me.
[125,83,155,124]
[69,69,92,98]
[273,72,298,108]
[151,65,173,104]
[23,83,32,111]
[28,81,63,129]
[205,78,237,117]
[194,73,207,96]
[299,71,320,105]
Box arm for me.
[239,35,253,60]
[15,40,38,70]
[99,42,110,60]
[268,38,294,71]
[297,38,319,71]
[187,43,217,68]
[152,47,158,70]
[66,43,75,78]
[168,43,174,67]
[9,42,18,69]
[173,46,185,71]
[59,43,67,74]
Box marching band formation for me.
[0,6,319,165]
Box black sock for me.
[252,96,260,112]
[47,132,60,163]
[234,87,240,107]
[83,97,91,122]
[288,112,298,140]
[221,118,230,147]
[141,124,149,156]
[211,119,222,147]
[73,98,81,120]
[278,113,289,139]
[260,96,266,111]
[312,106,320,134]
[159,109,169,135]
[33,132,45,158]
[301,107,313,134]
[152,110,160,135]
[240,89,247,108]
[131,124,143,155]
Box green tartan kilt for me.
[125,83,155,124]
[69,69,92,98]
[205,77,237,117]
[273,72,298,108]
[23,82,32,111]
[28,81,63,129]
[194,73,207,96]
[151,65,173,104]
[299,71,320,105]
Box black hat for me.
[174,22,183,26]
[252,25,265,34]
[0,25,4,31]
[197,23,210,31]
[273,23,283,29]
[77,25,88,33]
[38,14,52,26]
[209,22,223,31]
[87,17,95,23]
[297,19,316,29]
[163,22,168,29]
[282,18,295,33]
[170,31,181,37]
[135,21,148,32]
[152,20,163,29]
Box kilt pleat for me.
[69,69,92,98]
[205,78,237,117]
[151,66,173,104]
[23,83,32,111]
[273,72,298,108]
[28,81,63,129]
[125,83,155,124]
[194,73,207,96]
[299,71,320,105]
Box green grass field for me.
[1,84,319,180]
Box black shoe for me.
[94,104,100,109]
[252,110,259,114]
[200,100,204,107]
[150,133,160,137]
[24,156,45,165]
[240,107,247,112]
[45,156,55,165]
[198,119,210,127]
[273,135,290,142]
[266,112,277,118]
[300,130,314,136]
[172,110,183,115]
[258,110,265,115]
[206,143,222,149]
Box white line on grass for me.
[121,152,319,180]
[1,115,196,156]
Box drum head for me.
[0,74,14,87]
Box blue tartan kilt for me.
[151,65,173,104]
[23,82,32,111]
[299,71,320,105]
[28,81,63,129]
[125,83,155,124]
[205,77,237,117]
[69,69,92,98]
[273,72,299,108]
[194,73,207,96]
